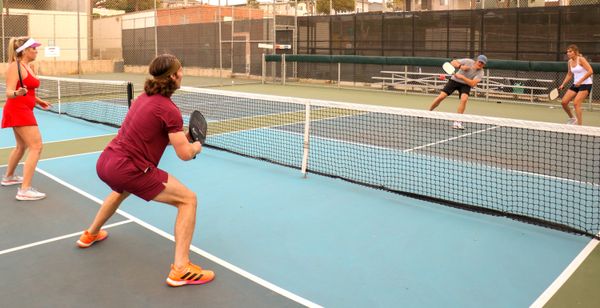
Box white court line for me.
[35,167,323,308]
[0,220,132,256]
[530,237,599,308]
[404,126,500,152]
[0,133,116,150]
[214,123,598,187]
[39,150,103,162]
[400,125,599,187]
[1,151,103,168]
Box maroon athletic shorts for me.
[96,149,168,201]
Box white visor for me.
[16,38,41,53]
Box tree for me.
[93,0,160,13]
[386,0,405,11]
[247,0,260,9]
[316,0,355,15]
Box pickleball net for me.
[37,76,133,128]
[31,79,600,237]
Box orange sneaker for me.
[166,262,215,287]
[77,230,108,248]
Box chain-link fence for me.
[0,1,278,77]
[263,54,599,107]
[1,0,598,79]
[298,5,600,62]
[0,0,95,74]
[123,5,275,74]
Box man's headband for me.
[154,59,182,79]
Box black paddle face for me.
[17,60,23,88]
[189,110,207,145]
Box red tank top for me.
[1,64,41,128]
[9,66,40,109]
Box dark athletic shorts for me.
[442,79,472,96]
[569,84,592,93]
[96,149,168,201]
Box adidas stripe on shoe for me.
[166,262,215,287]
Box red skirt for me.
[1,95,37,128]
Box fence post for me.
[154,0,158,57]
[261,53,265,84]
[338,62,341,88]
[282,54,286,85]
[589,87,594,111]
[485,69,489,102]
[404,66,408,94]
[1,10,4,62]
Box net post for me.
[261,53,265,84]
[57,79,61,114]
[301,102,311,178]
[127,82,134,108]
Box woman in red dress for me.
[1,37,51,200]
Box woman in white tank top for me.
[558,44,593,125]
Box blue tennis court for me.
[0,108,117,148]
[34,147,590,307]
[2,82,599,307]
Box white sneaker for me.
[1,175,23,186]
[16,187,46,201]
[452,121,464,130]
[566,118,578,125]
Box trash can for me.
[113,60,124,73]
[512,81,524,94]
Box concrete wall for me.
[0,60,116,77]
[8,9,88,61]
[93,15,123,60]
[122,10,156,30]
[36,60,115,75]
[125,65,232,78]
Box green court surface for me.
[60,72,600,128]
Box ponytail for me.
[7,36,29,62]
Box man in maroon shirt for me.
[76,54,214,287]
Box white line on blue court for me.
[303,121,596,187]
[530,237,599,307]
[0,133,117,150]
[206,109,364,138]
[36,167,323,308]
[1,151,104,168]
[0,220,133,256]
[39,150,104,162]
